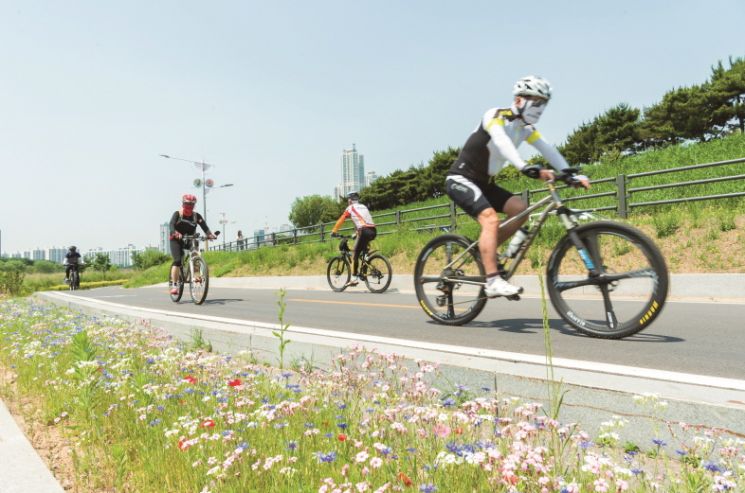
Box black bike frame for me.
[438,180,600,287]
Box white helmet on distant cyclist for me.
[512,75,552,100]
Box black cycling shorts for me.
[445,174,513,217]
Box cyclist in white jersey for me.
[446,75,589,297]
[331,191,377,286]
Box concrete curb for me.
[0,399,65,493]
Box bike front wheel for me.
[327,256,350,292]
[414,234,487,326]
[190,257,210,305]
[547,221,669,339]
[363,254,392,293]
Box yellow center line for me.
[288,298,419,310]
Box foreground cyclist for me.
[330,191,377,287]
[169,194,217,295]
[446,75,589,297]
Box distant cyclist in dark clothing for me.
[169,194,216,295]
[63,246,82,283]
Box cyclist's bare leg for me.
[497,196,528,247]
[477,208,500,275]
[170,265,180,285]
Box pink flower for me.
[433,423,451,438]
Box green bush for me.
[131,248,171,270]
[0,261,26,296]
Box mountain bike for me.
[169,231,219,305]
[327,235,393,293]
[413,168,669,339]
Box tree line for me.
[289,56,744,225]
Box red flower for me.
[454,426,464,435]
[201,419,215,428]
[183,375,197,384]
[177,438,191,451]
[397,472,413,487]
[228,378,242,387]
[337,433,347,442]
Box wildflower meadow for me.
[0,299,743,492]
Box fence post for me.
[320,224,325,242]
[616,174,628,218]
[395,210,401,227]
[521,189,530,205]
[271,233,276,246]
[449,201,457,229]
[293,229,298,244]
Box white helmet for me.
[513,75,552,100]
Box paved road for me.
[68,285,745,380]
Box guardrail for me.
[210,156,745,251]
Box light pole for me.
[160,154,216,224]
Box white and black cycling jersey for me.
[448,107,569,186]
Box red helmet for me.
[182,194,197,205]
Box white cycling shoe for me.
[484,277,523,298]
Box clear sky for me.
[1,0,743,255]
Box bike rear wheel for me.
[547,221,668,339]
[190,257,210,305]
[169,268,185,302]
[414,234,487,325]
[327,256,350,292]
[363,254,392,293]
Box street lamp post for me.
[160,154,214,223]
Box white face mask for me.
[519,99,547,124]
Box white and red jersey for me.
[332,202,375,232]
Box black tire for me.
[69,270,79,291]
[190,257,209,305]
[327,256,351,292]
[363,254,393,293]
[169,269,184,302]
[414,234,487,325]
[546,221,669,339]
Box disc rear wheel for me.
[414,234,487,325]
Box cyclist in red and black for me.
[169,194,216,295]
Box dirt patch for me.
[0,366,79,491]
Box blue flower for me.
[631,468,643,475]
[148,418,162,427]
[704,462,723,473]
[652,438,667,447]
[316,451,337,463]
[442,397,456,407]
[419,484,437,493]
[337,422,348,430]
[288,441,298,451]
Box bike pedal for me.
[506,294,521,301]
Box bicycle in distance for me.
[414,167,669,339]
[169,231,219,305]
[327,234,393,293]
[66,263,82,291]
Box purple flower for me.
[704,462,723,473]
[288,441,298,451]
[652,438,667,447]
[442,397,456,407]
[419,484,437,493]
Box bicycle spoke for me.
[600,284,618,330]
[547,222,668,339]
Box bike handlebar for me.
[522,165,584,187]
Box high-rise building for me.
[48,248,66,264]
[32,249,45,261]
[340,144,365,197]
[365,171,378,187]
